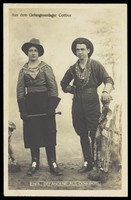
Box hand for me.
[65,85,76,94]
[101,92,113,105]
[47,109,55,117]
[20,112,28,120]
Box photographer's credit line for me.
[12,13,72,18]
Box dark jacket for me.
[61,59,114,93]
[17,61,58,101]
[16,61,59,148]
[61,58,114,134]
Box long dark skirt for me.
[72,90,101,136]
[23,92,56,148]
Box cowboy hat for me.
[71,37,94,57]
[21,38,44,57]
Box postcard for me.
[4,3,128,197]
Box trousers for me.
[80,131,96,164]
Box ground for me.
[8,123,121,191]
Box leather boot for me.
[79,132,94,173]
[49,161,63,176]
[79,161,93,173]
[45,146,63,176]
[27,148,40,176]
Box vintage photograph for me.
[4,3,127,197]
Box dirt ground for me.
[8,122,121,191]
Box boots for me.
[79,161,93,173]
[79,131,95,173]
[45,146,63,176]
[27,148,40,176]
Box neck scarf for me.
[23,62,43,79]
[75,59,91,87]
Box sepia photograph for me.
[4,3,127,197]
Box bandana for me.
[23,62,46,79]
[75,59,91,87]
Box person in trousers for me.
[61,37,114,173]
[17,38,62,176]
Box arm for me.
[96,62,114,103]
[61,67,74,94]
[17,69,26,99]
[101,83,114,104]
[44,65,58,97]
[16,69,27,119]
[103,83,113,94]
[44,65,60,116]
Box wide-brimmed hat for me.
[21,38,44,57]
[71,37,94,57]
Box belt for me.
[75,87,97,93]
[27,86,48,93]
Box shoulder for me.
[19,64,28,74]
[90,59,103,67]
[69,62,77,72]
[39,61,53,72]
[90,59,105,71]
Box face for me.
[76,43,90,60]
[28,46,39,61]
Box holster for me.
[48,96,61,110]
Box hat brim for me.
[71,38,94,57]
[21,42,44,57]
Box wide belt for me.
[27,86,48,93]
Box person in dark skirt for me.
[61,37,114,173]
[17,38,62,176]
